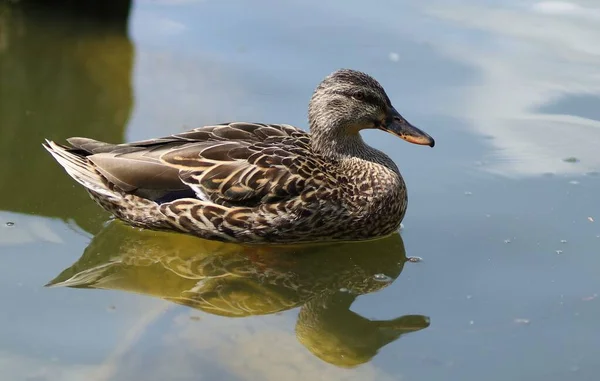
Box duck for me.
[43,69,435,243]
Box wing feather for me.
[79,123,315,207]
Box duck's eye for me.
[352,93,365,101]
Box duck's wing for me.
[67,123,321,207]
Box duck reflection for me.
[47,222,430,368]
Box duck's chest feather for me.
[336,159,407,230]
[271,157,407,239]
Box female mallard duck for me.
[43,69,434,243]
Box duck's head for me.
[308,69,434,155]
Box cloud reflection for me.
[426,1,600,176]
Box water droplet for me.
[464,191,473,196]
[588,216,594,222]
[400,222,405,230]
[408,256,422,263]
[5,222,14,227]
[560,239,567,243]
[339,287,349,293]
[504,239,511,244]
[514,318,530,325]
[563,157,579,163]
[373,273,392,283]
[556,250,563,254]
[469,320,475,325]
[466,295,473,299]
[569,180,580,185]
[388,52,400,62]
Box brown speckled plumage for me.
[43,69,434,243]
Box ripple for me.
[372,273,393,283]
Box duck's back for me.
[66,123,313,204]
[45,123,333,242]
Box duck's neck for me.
[311,124,400,175]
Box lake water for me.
[1,1,599,380]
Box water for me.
[1,1,599,380]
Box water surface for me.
[1,1,599,380]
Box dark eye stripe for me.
[333,90,385,107]
[349,92,381,105]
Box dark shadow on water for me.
[47,221,430,368]
[0,1,133,233]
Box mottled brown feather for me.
[43,70,421,243]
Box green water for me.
[1,1,599,380]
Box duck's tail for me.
[42,139,121,200]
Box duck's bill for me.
[382,107,435,147]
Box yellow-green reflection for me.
[48,222,430,368]
[0,2,132,233]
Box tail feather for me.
[66,137,119,154]
[43,140,121,200]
